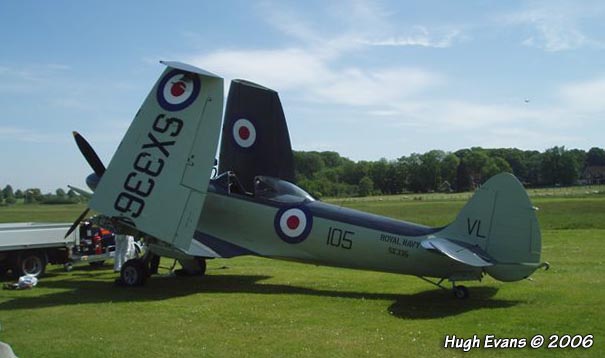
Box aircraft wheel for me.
[120,259,147,287]
[453,285,469,299]
[197,257,207,276]
[175,257,207,276]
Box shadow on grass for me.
[387,286,518,319]
[0,273,520,319]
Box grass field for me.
[0,188,604,357]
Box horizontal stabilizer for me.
[422,237,493,267]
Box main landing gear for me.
[452,284,469,299]
[418,277,470,299]
[120,259,148,286]
[118,255,207,287]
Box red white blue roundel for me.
[232,118,256,148]
[156,70,201,112]
[274,206,313,244]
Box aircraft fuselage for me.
[195,188,482,282]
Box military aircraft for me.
[67,61,548,298]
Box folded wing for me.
[89,61,223,251]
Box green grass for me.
[0,203,87,223]
[1,191,604,357]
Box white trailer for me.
[0,222,77,277]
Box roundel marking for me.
[232,118,256,148]
[156,69,201,112]
[274,206,313,244]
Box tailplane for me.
[436,173,544,281]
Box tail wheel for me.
[120,259,147,287]
[453,285,469,299]
[16,252,47,277]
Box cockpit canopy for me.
[253,176,315,203]
[211,172,314,204]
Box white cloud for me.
[558,77,605,113]
[313,67,441,106]
[504,0,605,51]
[0,126,64,143]
[190,48,442,109]
[432,101,544,129]
[481,127,580,148]
[189,1,452,109]
[0,63,75,95]
[185,1,602,158]
[362,27,462,48]
[191,48,330,91]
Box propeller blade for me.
[73,131,106,177]
[64,208,90,238]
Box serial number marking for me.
[388,246,408,257]
[113,114,184,218]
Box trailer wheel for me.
[16,252,47,277]
[120,259,147,287]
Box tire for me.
[15,252,47,277]
[175,257,207,276]
[120,259,147,287]
[196,257,207,276]
[453,285,469,299]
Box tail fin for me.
[89,62,223,251]
[218,80,295,193]
[437,173,543,281]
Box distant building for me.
[580,166,605,185]
[438,181,453,193]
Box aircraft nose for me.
[86,172,100,191]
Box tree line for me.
[0,185,84,205]
[2,146,604,203]
[294,146,605,198]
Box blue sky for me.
[1,0,604,192]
